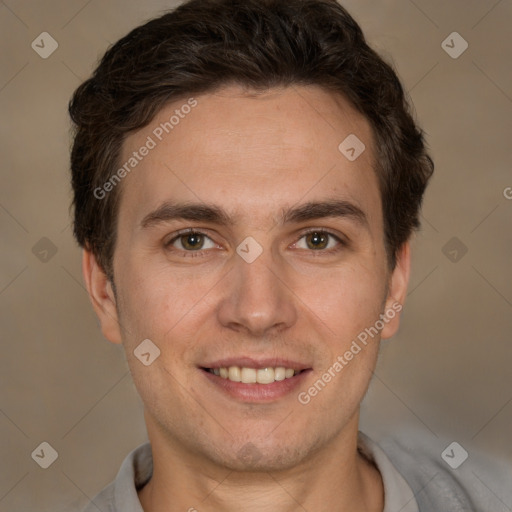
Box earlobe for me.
[82,250,123,344]
[380,242,411,340]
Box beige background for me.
[1,1,511,511]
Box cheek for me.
[301,268,386,408]
[114,258,221,347]
[294,262,387,339]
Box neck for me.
[138,413,384,512]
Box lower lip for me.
[201,369,312,403]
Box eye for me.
[294,230,344,251]
[166,230,217,252]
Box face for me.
[85,85,409,472]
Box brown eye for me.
[166,231,216,252]
[179,232,204,250]
[305,231,329,250]
[295,230,342,251]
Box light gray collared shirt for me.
[80,431,511,512]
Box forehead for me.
[117,85,381,230]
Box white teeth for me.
[241,367,257,384]
[256,367,274,384]
[228,366,241,382]
[274,367,286,381]
[209,366,300,384]
[285,368,294,378]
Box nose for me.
[216,244,297,337]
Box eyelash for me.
[164,228,347,258]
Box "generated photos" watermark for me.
[298,302,402,405]
[93,98,198,200]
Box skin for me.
[83,84,411,512]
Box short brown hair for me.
[69,0,434,279]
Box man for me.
[68,1,505,511]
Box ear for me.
[82,249,123,344]
[380,241,411,340]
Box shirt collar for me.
[358,431,419,512]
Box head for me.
[69,0,433,472]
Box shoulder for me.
[80,483,116,512]
[373,429,512,512]
[79,442,152,512]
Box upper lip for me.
[200,357,312,371]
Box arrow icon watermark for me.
[236,236,263,263]
[338,134,365,161]
[31,442,58,469]
[134,339,161,366]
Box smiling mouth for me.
[202,366,305,384]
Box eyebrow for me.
[139,199,369,230]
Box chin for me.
[203,435,321,473]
